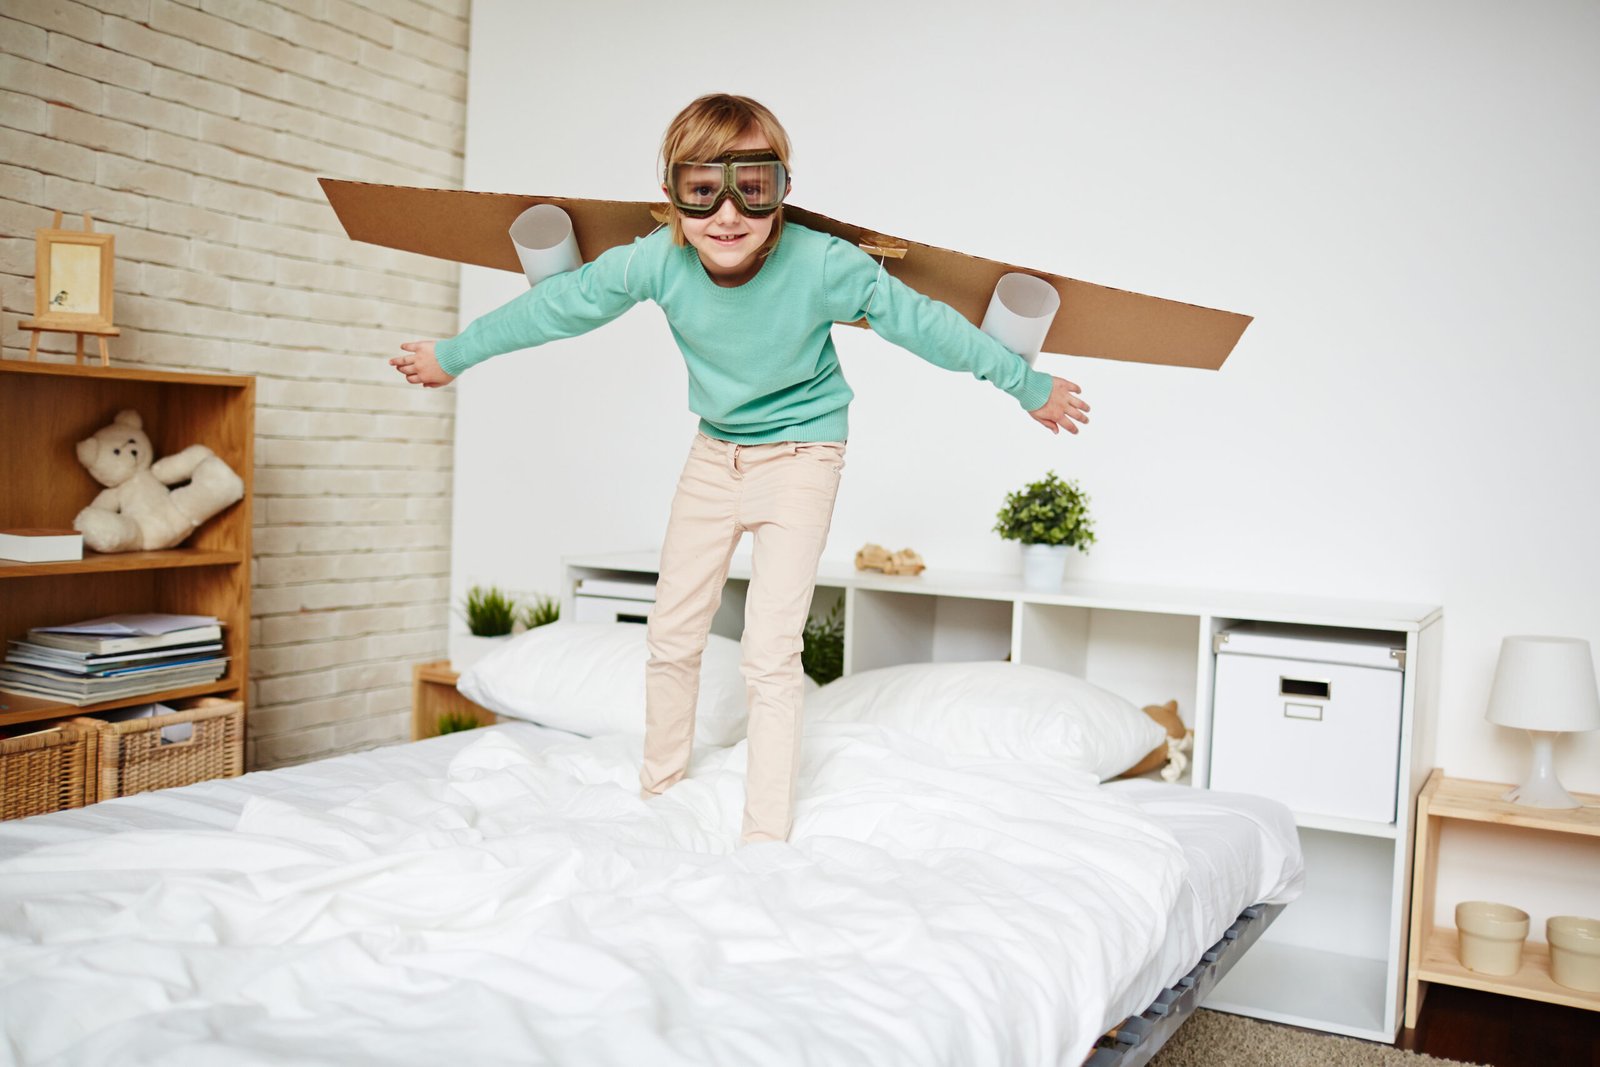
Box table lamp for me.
[1485,635,1600,809]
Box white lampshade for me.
[1486,636,1600,732]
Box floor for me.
[1397,983,1600,1066]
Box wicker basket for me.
[0,722,99,820]
[75,698,245,801]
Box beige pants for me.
[640,431,846,844]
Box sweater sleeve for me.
[823,238,1055,412]
[434,233,660,377]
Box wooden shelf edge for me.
[0,548,244,579]
[415,659,459,685]
[0,358,252,388]
[1420,928,1600,1013]
[0,676,243,729]
[1423,774,1600,835]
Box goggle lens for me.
[673,164,729,211]
[668,155,788,218]
[728,162,783,210]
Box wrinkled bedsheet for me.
[0,722,1238,1066]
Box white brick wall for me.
[2,0,468,769]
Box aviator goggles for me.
[665,150,790,219]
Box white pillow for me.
[457,621,749,746]
[804,661,1166,780]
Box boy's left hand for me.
[392,340,455,389]
[1029,376,1091,435]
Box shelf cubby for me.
[0,360,253,744]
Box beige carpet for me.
[1148,1009,1486,1066]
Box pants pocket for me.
[793,441,847,474]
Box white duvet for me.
[0,723,1195,1067]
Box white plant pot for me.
[450,633,512,674]
[1020,543,1074,590]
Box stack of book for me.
[0,613,228,706]
[0,528,83,563]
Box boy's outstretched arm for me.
[392,340,455,388]
[825,240,1092,436]
[390,233,665,389]
[1029,375,1091,435]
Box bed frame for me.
[1085,903,1284,1067]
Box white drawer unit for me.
[572,577,656,625]
[1208,625,1405,824]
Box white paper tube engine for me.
[980,273,1061,365]
[509,204,581,287]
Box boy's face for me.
[672,130,777,288]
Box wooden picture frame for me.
[31,217,115,333]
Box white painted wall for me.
[450,0,1600,903]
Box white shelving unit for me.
[562,550,1442,1042]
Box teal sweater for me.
[434,222,1055,444]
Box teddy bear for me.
[1119,699,1195,782]
[72,410,245,553]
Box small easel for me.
[20,211,120,366]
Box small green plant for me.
[436,710,482,735]
[461,584,517,636]
[993,470,1096,551]
[519,593,560,631]
[802,598,845,686]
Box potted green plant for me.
[993,470,1096,589]
[801,598,844,686]
[436,709,483,735]
[450,584,518,673]
[518,593,560,631]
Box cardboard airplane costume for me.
[319,178,1250,370]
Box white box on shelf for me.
[1209,624,1405,824]
[573,576,656,626]
[0,528,83,563]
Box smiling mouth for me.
[710,234,746,244]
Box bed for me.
[0,641,1303,1066]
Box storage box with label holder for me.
[1209,623,1405,823]
[573,576,656,625]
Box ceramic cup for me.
[1547,915,1600,992]
[1455,901,1529,976]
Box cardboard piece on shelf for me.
[319,179,1251,370]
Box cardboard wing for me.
[319,178,1249,370]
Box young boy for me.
[393,94,1090,845]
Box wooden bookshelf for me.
[0,360,254,742]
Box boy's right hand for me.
[1028,375,1091,435]
[392,340,455,388]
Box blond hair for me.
[659,93,792,259]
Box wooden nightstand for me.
[411,660,498,740]
[1405,768,1600,1026]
